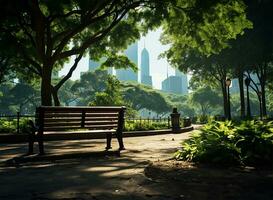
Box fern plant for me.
[175,120,273,167]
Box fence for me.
[125,117,171,131]
[0,113,35,134]
[0,113,173,134]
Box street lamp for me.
[225,78,232,120]
[245,77,251,118]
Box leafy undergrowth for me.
[0,118,31,134]
[124,121,169,131]
[175,120,273,168]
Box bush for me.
[0,118,32,134]
[175,120,273,167]
[0,119,15,133]
[236,120,273,166]
[124,120,169,131]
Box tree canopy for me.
[0,0,254,106]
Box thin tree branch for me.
[54,51,84,91]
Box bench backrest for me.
[35,106,126,132]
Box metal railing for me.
[125,116,171,129]
[0,112,194,133]
[0,113,172,134]
[0,113,35,134]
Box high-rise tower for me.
[175,69,188,94]
[140,47,152,86]
[161,68,188,95]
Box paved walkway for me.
[0,130,194,200]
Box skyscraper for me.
[116,42,138,82]
[140,47,152,86]
[175,69,188,94]
[161,68,188,95]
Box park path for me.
[0,130,195,200]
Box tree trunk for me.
[238,73,245,118]
[51,86,60,106]
[256,63,267,117]
[261,83,267,116]
[220,79,228,119]
[41,66,52,106]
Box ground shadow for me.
[144,161,273,200]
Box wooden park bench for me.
[28,106,126,155]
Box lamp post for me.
[245,77,251,118]
[170,108,181,133]
[226,78,231,120]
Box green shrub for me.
[0,118,32,134]
[236,120,273,166]
[175,120,273,167]
[0,119,16,133]
[124,120,169,131]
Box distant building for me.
[88,58,113,75]
[161,69,188,95]
[162,76,183,94]
[140,47,152,86]
[116,42,138,82]
[175,69,188,94]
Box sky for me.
[59,28,177,90]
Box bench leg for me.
[116,131,125,150]
[28,133,35,154]
[28,140,34,155]
[37,132,45,155]
[106,133,112,150]
[38,140,45,155]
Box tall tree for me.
[160,0,252,118]
[0,0,170,105]
[190,86,222,116]
[123,83,171,114]
[1,0,254,106]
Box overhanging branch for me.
[54,51,84,91]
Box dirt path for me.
[1,129,272,200]
[0,131,193,200]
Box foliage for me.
[0,118,31,134]
[91,76,124,106]
[161,0,252,58]
[124,120,169,131]
[89,75,137,118]
[175,120,273,167]
[123,83,171,114]
[0,82,40,114]
[190,86,222,116]
[71,70,109,105]
[0,0,170,105]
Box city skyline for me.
[60,28,181,90]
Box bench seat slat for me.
[44,121,118,127]
[41,130,116,141]
[40,106,123,112]
[44,125,118,131]
[43,113,119,118]
[45,109,119,113]
[43,117,119,123]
